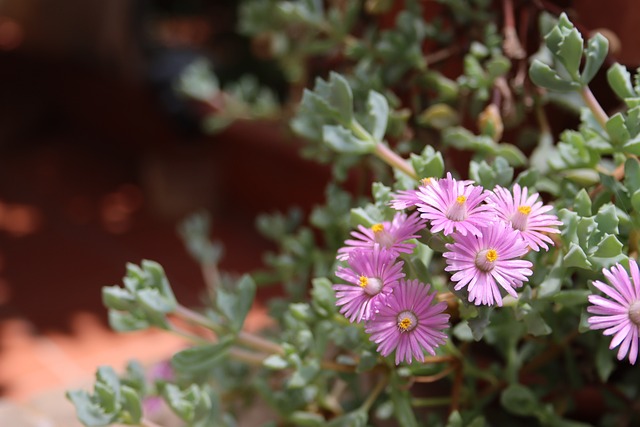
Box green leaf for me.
[287,361,320,389]
[563,243,592,269]
[416,104,459,129]
[595,204,619,234]
[391,386,419,427]
[217,274,256,332]
[529,60,581,92]
[605,113,630,146]
[310,277,337,317]
[363,91,389,141]
[136,289,174,327]
[289,411,325,427]
[551,290,591,307]
[350,207,382,227]
[102,286,136,311]
[319,71,354,123]
[66,390,117,427]
[558,27,584,78]
[322,125,375,154]
[623,134,640,155]
[573,189,592,216]
[119,386,142,424]
[468,307,493,341]
[327,409,368,427]
[538,263,566,298]
[452,321,474,342]
[495,144,527,166]
[632,190,640,212]
[263,354,289,370]
[607,63,636,99]
[590,234,623,258]
[411,146,445,179]
[523,310,552,336]
[500,384,539,417]
[108,311,150,332]
[163,384,211,423]
[581,33,609,85]
[171,338,233,374]
[625,157,640,193]
[141,260,177,305]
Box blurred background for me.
[0,0,638,425]
[0,0,332,423]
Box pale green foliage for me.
[69,4,640,427]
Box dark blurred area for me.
[0,0,324,337]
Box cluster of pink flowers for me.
[332,173,563,364]
[334,213,449,365]
[409,173,561,306]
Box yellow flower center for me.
[518,205,531,215]
[398,317,412,331]
[475,248,498,272]
[397,310,418,332]
[359,275,368,288]
[456,195,467,204]
[420,177,432,187]
[371,223,384,233]
[486,249,498,262]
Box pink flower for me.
[443,222,533,306]
[365,279,449,365]
[390,177,437,210]
[587,260,640,365]
[336,212,425,261]
[334,246,405,322]
[416,173,495,237]
[488,184,562,251]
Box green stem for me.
[581,85,608,128]
[350,119,418,179]
[238,330,284,355]
[174,304,223,334]
[411,396,452,407]
[360,375,388,412]
[167,324,209,345]
[174,304,284,355]
[374,143,418,179]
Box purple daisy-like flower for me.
[443,222,533,306]
[416,173,495,237]
[334,246,405,322]
[390,177,437,210]
[336,212,426,261]
[587,260,640,365]
[365,279,449,365]
[488,183,562,251]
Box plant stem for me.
[581,86,608,128]
[374,143,418,179]
[174,304,223,334]
[411,396,451,407]
[361,374,388,412]
[174,304,284,355]
[237,330,284,355]
[229,347,270,366]
[502,0,525,59]
[166,323,209,345]
[350,119,418,179]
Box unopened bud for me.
[478,104,504,142]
